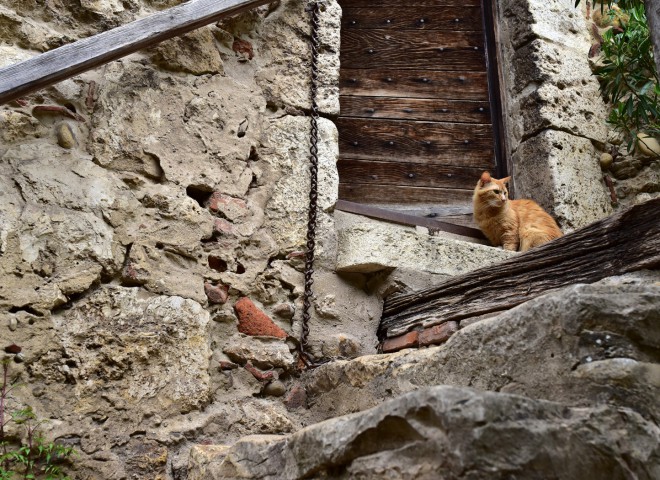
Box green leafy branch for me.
[595,4,660,152]
[577,1,660,154]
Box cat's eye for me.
[493,189,500,194]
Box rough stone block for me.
[518,82,608,145]
[418,321,459,347]
[381,331,419,353]
[50,287,212,415]
[499,0,590,50]
[263,116,338,254]
[336,222,515,275]
[223,334,295,370]
[188,386,660,479]
[149,28,223,75]
[510,39,597,95]
[207,192,249,221]
[501,38,608,145]
[255,0,340,115]
[306,274,660,422]
[283,382,307,411]
[234,297,287,338]
[512,129,612,230]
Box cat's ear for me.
[480,171,491,186]
[501,176,511,184]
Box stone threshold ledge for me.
[335,221,515,276]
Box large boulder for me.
[188,385,660,479]
[306,273,660,423]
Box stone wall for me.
[0,1,382,477]
[1,0,654,478]
[497,0,660,227]
[496,0,613,230]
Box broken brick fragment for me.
[4,344,22,354]
[207,192,248,221]
[234,297,287,338]
[218,361,238,371]
[213,218,235,236]
[121,262,148,286]
[381,331,419,353]
[418,321,459,347]
[244,361,275,382]
[204,282,229,304]
[232,38,254,60]
[283,382,307,410]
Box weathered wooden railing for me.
[379,198,660,341]
[0,0,270,105]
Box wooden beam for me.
[379,198,660,340]
[0,0,271,105]
[335,200,486,239]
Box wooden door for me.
[336,0,505,232]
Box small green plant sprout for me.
[0,359,76,480]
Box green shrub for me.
[595,3,660,152]
[578,1,660,153]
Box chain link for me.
[298,0,321,368]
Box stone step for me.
[304,273,660,423]
[335,213,514,275]
[188,385,660,479]
[187,272,660,479]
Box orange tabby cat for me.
[473,172,562,252]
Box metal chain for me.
[299,0,321,368]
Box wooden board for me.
[0,0,271,104]
[342,7,483,31]
[379,198,660,340]
[340,69,489,100]
[335,200,485,239]
[338,159,483,190]
[388,204,477,229]
[339,0,482,7]
[340,96,491,123]
[341,30,485,70]
[338,118,495,166]
[336,0,504,226]
[339,184,473,205]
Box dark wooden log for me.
[338,183,473,205]
[340,96,491,123]
[341,30,486,70]
[379,198,660,340]
[335,200,485,239]
[342,7,483,31]
[340,69,489,100]
[0,0,270,104]
[338,117,495,167]
[337,158,483,190]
